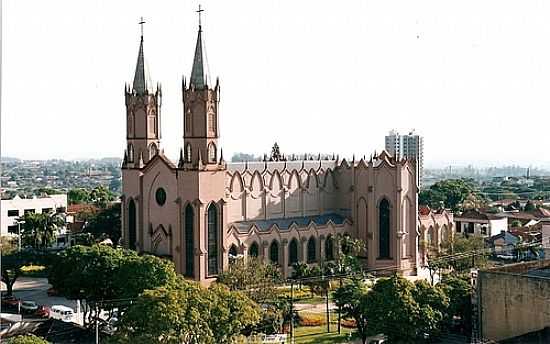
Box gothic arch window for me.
[249,242,259,257]
[184,204,194,278]
[149,143,158,159]
[289,238,298,266]
[128,114,134,137]
[379,198,391,259]
[207,203,219,276]
[208,143,217,163]
[185,111,192,134]
[185,143,192,163]
[128,144,134,163]
[307,237,316,263]
[325,235,334,261]
[269,240,279,265]
[208,111,216,133]
[128,200,137,250]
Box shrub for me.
[5,334,50,344]
[298,312,326,326]
[341,318,357,328]
[20,265,47,277]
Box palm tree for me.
[19,211,64,250]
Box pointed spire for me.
[122,150,128,167]
[190,6,206,89]
[132,17,151,95]
[198,150,204,169]
[138,152,144,168]
[178,148,184,168]
[219,148,224,164]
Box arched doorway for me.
[249,242,259,258]
[379,199,391,258]
[128,200,137,250]
[184,204,194,278]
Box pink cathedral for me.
[121,17,420,283]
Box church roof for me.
[231,213,347,233]
[132,36,153,94]
[190,25,206,89]
[227,160,338,173]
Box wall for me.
[1,194,67,235]
[479,260,550,342]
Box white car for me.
[20,301,39,313]
[49,305,75,322]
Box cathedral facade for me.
[121,19,420,283]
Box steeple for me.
[190,5,206,89]
[132,17,152,94]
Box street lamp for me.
[16,220,25,252]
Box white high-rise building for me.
[385,129,424,187]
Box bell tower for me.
[124,18,161,168]
[181,7,221,170]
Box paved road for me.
[2,277,83,324]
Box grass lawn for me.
[293,325,357,344]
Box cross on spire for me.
[139,17,146,38]
[196,5,204,29]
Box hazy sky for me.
[3,0,550,168]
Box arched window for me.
[379,199,391,259]
[185,143,192,163]
[128,199,137,250]
[289,239,298,266]
[307,237,316,263]
[325,235,334,261]
[184,204,194,278]
[185,111,192,134]
[269,240,279,265]
[149,143,158,159]
[207,204,219,276]
[128,144,134,163]
[229,244,238,264]
[249,242,259,257]
[208,111,216,133]
[208,143,217,163]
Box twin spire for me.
[132,8,207,93]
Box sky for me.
[3,0,550,168]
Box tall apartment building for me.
[385,129,424,187]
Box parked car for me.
[49,305,74,322]
[20,301,39,313]
[35,305,50,318]
[1,296,20,309]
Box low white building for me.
[0,194,67,236]
[454,209,508,237]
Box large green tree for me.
[68,188,91,205]
[111,279,260,344]
[333,279,371,344]
[363,275,446,343]
[419,179,484,211]
[48,245,177,326]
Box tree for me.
[5,334,50,344]
[85,203,122,245]
[412,280,449,339]
[511,220,523,228]
[333,279,370,344]
[363,275,443,343]
[217,257,281,303]
[524,200,536,211]
[48,245,177,326]
[18,212,64,250]
[89,185,115,208]
[112,278,260,344]
[439,276,473,335]
[419,179,483,211]
[68,188,91,205]
[2,250,49,296]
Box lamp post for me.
[17,220,24,252]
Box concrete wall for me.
[1,194,67,235]
[479,260,550,342]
